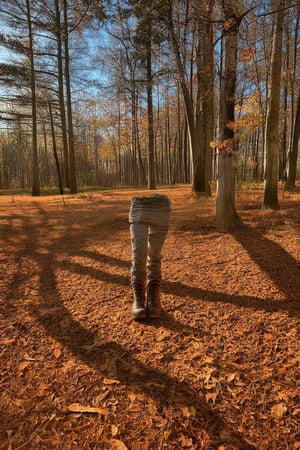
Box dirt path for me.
[0,186,299,449]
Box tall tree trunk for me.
[166,1,203,194]
[280,83,288,180]
[285,93,300,189]
[54,0,70,188]
[262,0,285,210]
[194,0,214,195]
[49,101,64,195]
[42,121,50,186]
[63,0,77,193]
[216,1,241,231]
[146,26,156,190]
[26,0,40,196]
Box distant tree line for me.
[0,0,299,228]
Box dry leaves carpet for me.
[0,185,299,450]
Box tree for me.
[285,92,300,189]
[24,0,41,195]
[63,0,77,193]
[0,0,41,195]
[166,0,214,194]
[284,1,300,190]
[262,0,285,210]
[215,0,242,231]
[54,0,70,189]
[128,0,160,189]
[194,0,214,194]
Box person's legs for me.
[130,222,148,319]
[147,224,169,282]
[130,222,148,284]
[129,194,171,319]
[147,224,169,318]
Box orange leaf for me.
[53,348,61,359]
[109,439,128,450]
[271,403,287,419]
[18,361,30,373]
[68,403,109,415]
[103,377,120,385]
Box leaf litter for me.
[0,185,299,449]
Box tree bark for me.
[63,0,77,194]
[49,101,64,195]
[194,0,214,195]
[26,0,40,196]
[54,0,70,189]
[166,0,208,194]
[285,93,300,189]
[146,23,156,190]
[216,1,241,231]
[262,0,285,210]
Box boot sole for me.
[132,309,147,320]
[147,309,162,319]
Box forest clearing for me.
[0,184,299,449]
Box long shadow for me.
[3,205,256,448]
[53,258,300,318]
[163,281,299,318]
[4,210,298,320]
[70,249,131,269]
[5,204,299,447]
[231,225,299,304]
[32,251,255,449]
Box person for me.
[129,194,171,319]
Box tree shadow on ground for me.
[4,205,257,449]
[231,225,299,303]
[32,266,255,449]
[4,203,299,447]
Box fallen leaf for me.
[128,393,135,402]
[189,406,196,417]
[62,360,76,373]
[111,424,118,437]
[157,330,170,341]
[18,361,30,373]
[277,391,289,402]
[201,355,214,365]
[95,390,110,404]
[179,436,194,448]
[23,353,37,361]
[205,392,217,403]
[81,337,107,351]
[1,338,15,345]
[148,399,157,416]
[53,348,61,359]
[68,403,109,415]
[103,377,120,385]
[227,372,237,382]
[229,362,251,370]
[271,403,287,419]
[155,417,168,428]
[180,406,190,418]
[203,367,215,383]
[109,439,128,450]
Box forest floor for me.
[0,184,299,450]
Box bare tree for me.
[215,0,242,231]
[285,92,300,189]
[25,0,40,196]
[262,0,285,210]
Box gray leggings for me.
[129,195,171,284]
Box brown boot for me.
[147,280,162,318]
[132,282,147,319]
